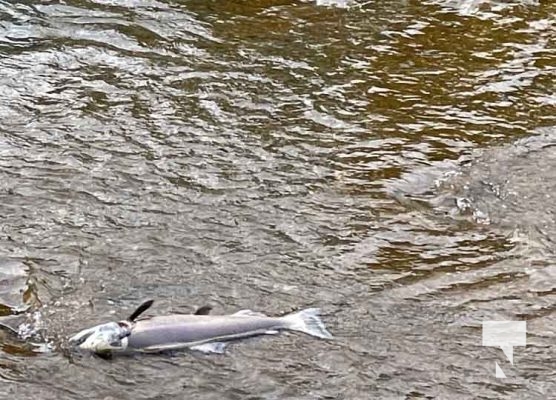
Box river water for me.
[0,0,554,399]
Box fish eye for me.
[109,339,122,347]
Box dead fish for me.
[69,300,332,355]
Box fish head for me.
[69,320,132,354]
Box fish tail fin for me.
[281,308,333,339]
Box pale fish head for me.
[69,321,132,354]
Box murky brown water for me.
[1,0,555,398]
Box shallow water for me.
[0,0,555,398]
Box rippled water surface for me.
[1,0,555,398]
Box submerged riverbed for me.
[1,0,555,399]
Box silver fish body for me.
[128,313,286,352]
[69,308,332,355]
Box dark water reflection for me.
[1,0,555,398]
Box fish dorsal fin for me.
[127,299,154,322]
[194,305,212,315]
[232,309,267,317]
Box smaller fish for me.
[69,300,332,355]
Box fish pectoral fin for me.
[232,309,267,317]
[194,305,212,315]
[127,299,154,322]
[190,342,228,354]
